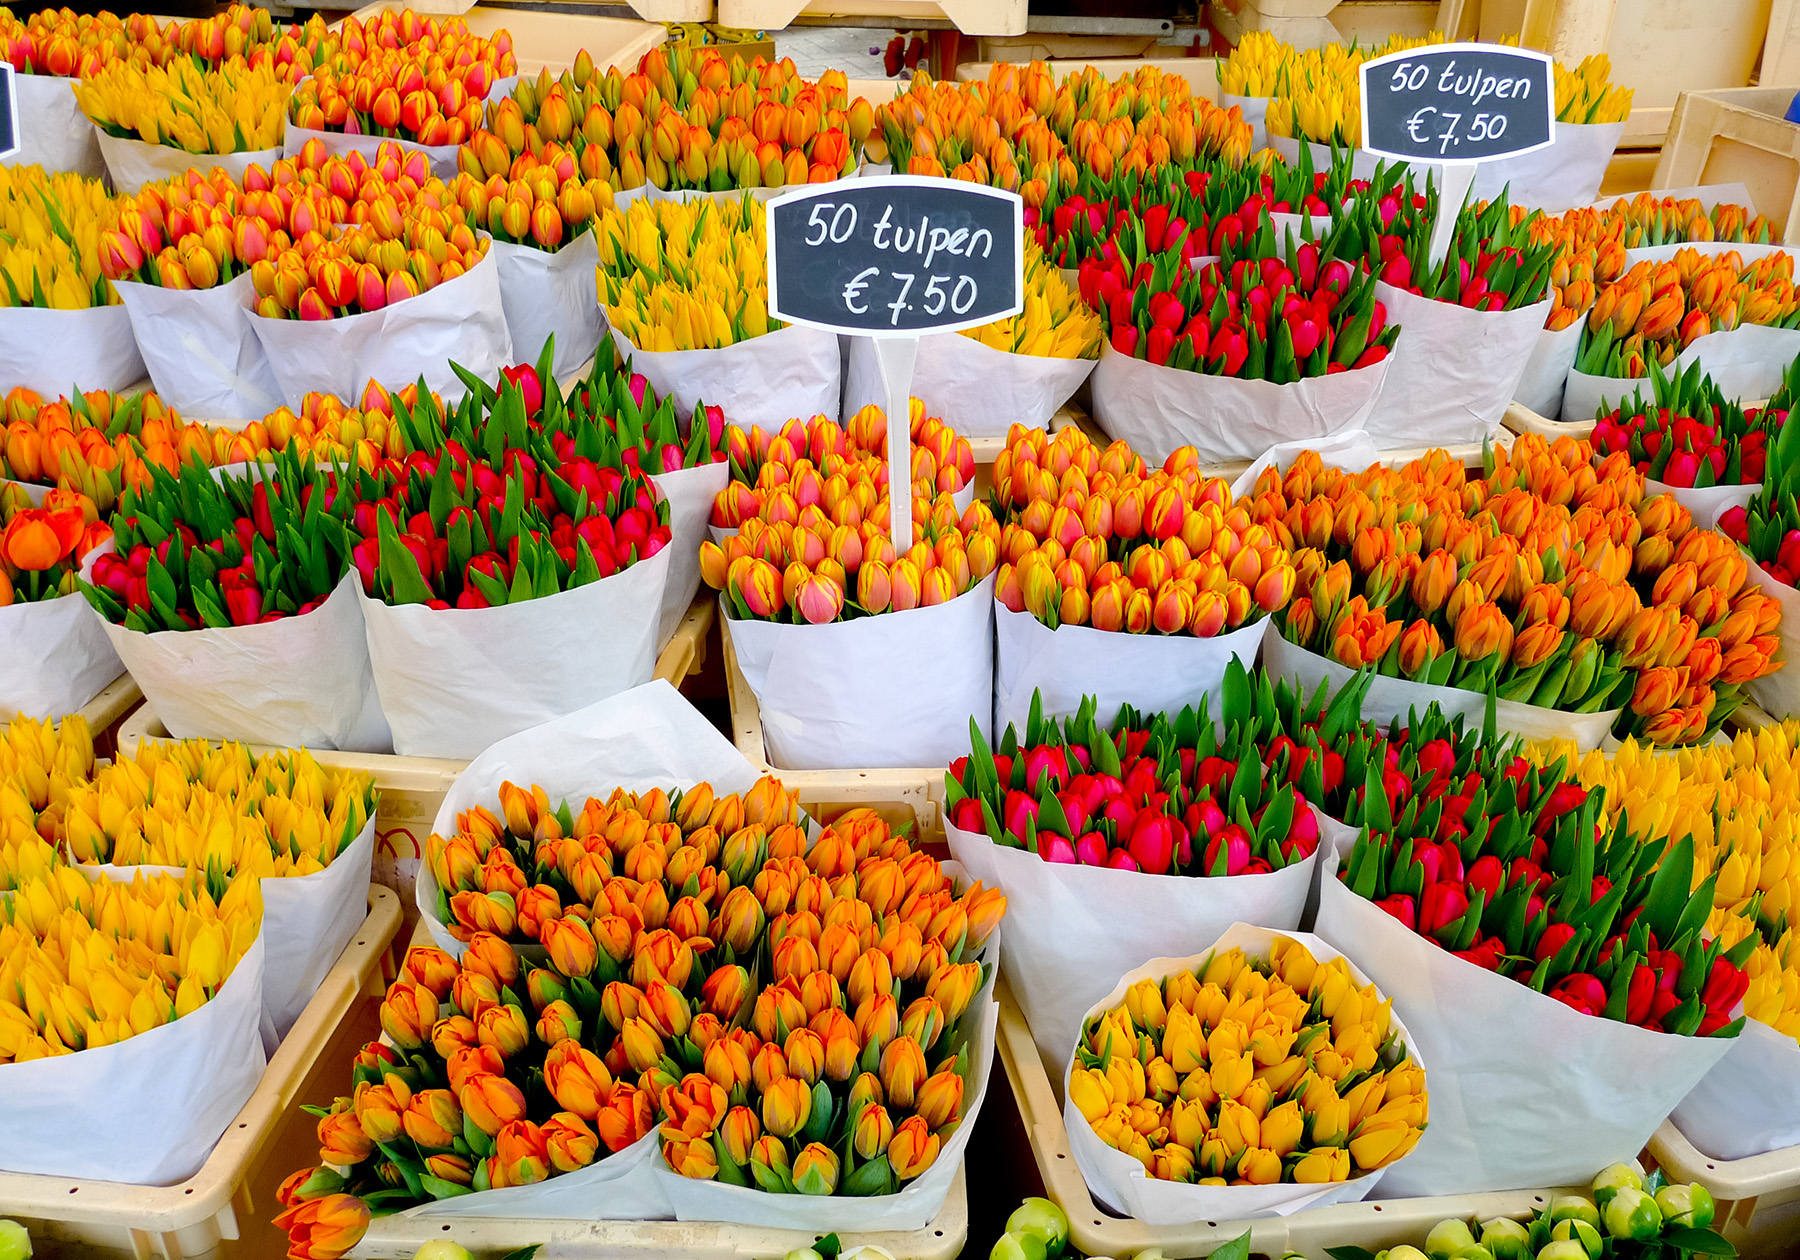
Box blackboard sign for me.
[1359,43,1555,165]
[766,176,1023,338]
[0,65,17,163]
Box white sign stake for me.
[873,336,920,555]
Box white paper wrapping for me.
[86,819,374,1053]
[1262,627,1622,750]
[948,819,1317,1083]
[992,603,1268,732]
[1643,477,1759,532]
[1369,284,1551,449]
[0,935,265,1184]
[404,1128,672,1219]
[1470,122,1624,211]
[251,245,512,409]
[100,570,384,751]
[93,129,280,197]
[651,460,729,648]
[1221,94,1270,149]
[1091,340,1391,466]
[1227,428,1382,500]
[490,233,604,380]
[656,930,999,1232]
[282,120,461,178]
[725,574,994,770]
[1514,322,1583,419]
[0,303,146,397]
[360,543,669,759]
[1063,923,1412,1221]
[115,272,283,420]
[609,322,842,432]
[1564,324,1800,423]
[1315,875,1733,1195]
[5,75,104,177]
[1738,548,1800,720]
[415,678,765,955]
[0,590,121,721]
[842,330,1096,437]
[1671,1019,1800,1160]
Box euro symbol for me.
[1407,107,1435,143]
[842,266,878,315]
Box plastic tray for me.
[1502,398,1593,442]
[994,971,1578,1258]
[0,886,405,1260]
[716,0,1025,38]
[1647,1120,1800,1259]
[1654,87,1800,248]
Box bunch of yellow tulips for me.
[962,241,1102,359]
[595,193,774,351]
[0,165,118,310]
[75,56,290,154]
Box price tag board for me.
[767,175,1024,553]
[1359,43,1555,165]
[766,175,1023,338]
[0,65,18,162]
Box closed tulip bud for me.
[761,1074,813,1139]
[460,1072,528,1136]
[914,1069,964,1128]
[380,979,437,1050]
[544,1040,614,1120]
[318,1108,374,1167]
[1292,1145,1351,1183]
[477,1003,530,1057]
[536,999,582,1047]
[889,1113,941,1179]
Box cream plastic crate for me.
[345,2,667,75]
[1654,88,1800,248]
[718,0,1024,38]
[1502,398,1593,442]
[994,972,1578,1259]
[1647,1120,1800,1259]
[0,886,405,1260]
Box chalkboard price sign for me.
[766,176,1023,338]
[0,65,17,162]
[1359,43,1555,165]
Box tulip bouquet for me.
[1590,360,1772,490]
[257,381,427,466]
[1518,207,1615,334]
[0,483,109,607]
[1086,227,1398,377]
[462,50,869,199]
[449,160,611,254]
[252,210,490,320]
[283,776,1002,1248]
[1590,192,1780,249]
[74,55,290,155]
[286,11,517,148]
[945,686,1324,877]
[1336,706,1750,1039]
[875,62,1252,205]
[0,165,118,312]
[1252,436,1782,745]
[1067,935,1427,1193]
[596,194,774,352]
[990,424,1297,638]
[52,735,376,879]
[99,142,458,294]
[0,712,94,889]
[0,863,261,1062]
[708,405,971,531]
[701,403,987,625]
[1,385,266,509]
[84,450,354,633]
[1334,184,1555,314]
[1576,248,1800,378]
